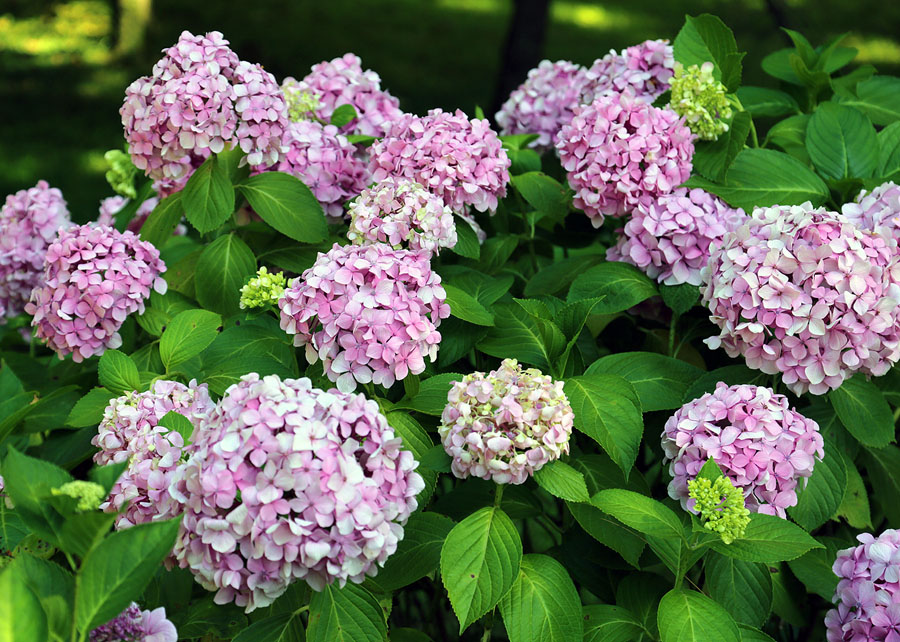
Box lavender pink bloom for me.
[97,195,162,234]
[556,93,694,225]
[0,181,71,323]
[439,359,574,485]
[495,60,588,151]
[607,187,746,286]
[90,602,177,642]
[279,242,449,392]
[169,373,424,610]
[26,224,167,362]
[702,203,900,395]
[843,181,900,245]
[826,530,900,642]
[368,108,511,214]
[92,380,213,530]
[581,39,675,105]
[662,383,824,518]
[121,31,288,189]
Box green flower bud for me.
[104,149,139,199]
[51,480,106,513]
[282,80,323,122]
[688,474,750,544]
[669,62,733,141]
[240,267,288,310]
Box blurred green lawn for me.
[1,0,899,219]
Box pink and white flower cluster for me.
[169,374,424,610]
[92,380,213,530]
[843,181,900,245]
[439,359,573,485]
[26,224,167,362]
[121,30,288,188]
[90,602,177,642]
[661,383,824,518]
[607,187,746,286]
[556,92,694,225]
[495,60,589,150]
[702,204,900,395]
[347,177,457,255]
[369,108,511,214]
[581,39,675,105]
[826,529,900,642]
[0,181,71,322]
[97,194,161,232]
[279,243,449,392]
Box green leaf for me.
[22,386,81,434]
[511,172,570,223]
[835,457,872,528]
[8,554,74,642]
[238,172,328,243]
[711,513,822,563]
[564,375,643,476]
[0,563,49,642]
[75,517,182,632]
[0,503,28,552]
[65,387,116,427]
[307,582,387,642]
[684,148,829,210]
[586,352,703,412]
[477,302,566,373]
[498,554,582,642]
[582,604,646,642]
[392,372,461,417]
[501,133,540,150]
[863,444,900,527]
[660,283,700,316]
[737,624,777,642]
[97,349,140,395]
[330,104,358,128]
[765,114,810,164]
[682,365,768,403]
[697,458,725,482]
[159,309,222,371]
[1,447,72,546]
[657,589,741,642]
[838,75,900,125]
[177,597,247,638]
[372,512,454,592]
[760,49,802,85]
[567,502,645,567]
[806,102,878,180]
[443,284,494,326]
[830,374,894,447]
[673,14,745,91]
[182,154,235,234]
[788,437,846,530]
[158,410,194,443]
[704,553,772,627]
[787,537,846,600]
[592,489,685,542]
[567,262,657,313]
[201,323,297,396]
[507,148,542,175]
[450,215,480,259]
[692,110,752,182]
[470,235,519,274]
[60,511,117,559]
[735,87,799,117]
[233,613,302,642]
[139,192,184,248]
[877,121,900,180]
[534,460,590,503]
[195,233,257,317]
[440,506,522,633]
[523,254,602,298]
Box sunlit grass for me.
[0,1,112,65]
[845,35,900,64]
[552,2,637,30]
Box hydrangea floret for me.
[347,177,457,255]
[169,373,424,610]
[842,181,900,244]
[51,481,106,513]
[669,62,733,141]
[606,187,746,285]
[279,242,449,392]
[825,530,900,642]
[90,602,177,642]
[26,224,167,362]
[281,77,324,122]
[556,92,694,225]
[104,148,139,198]
[239,266,287,309]
[368,108,511,214]
[687,475,750,544]
[0,180,71,323]
[581,39,675,105]
[97,194,161,233]
[439,359,574,485]
[701,203,900,395]
[661,383,824,518]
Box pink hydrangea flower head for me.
[662,382,824,518]
[97,195,162,234]
[279,243,449,392]
[842,181,900,245]
[581,38,675,105]
[92,379,213,529]
[607,187,747,286]
[298,53,403,136]
[90,602,177,642]
[259,119,369,217]
[439,359,574,485]
[826,530,900,642]
[25,224,167,362]
[347,177,457,255]
[701,203,900,395]
[169,373,424,609]
[121,30,288,187]
[556,93,694,225]
[495,60,588,151]
[369,108,511,214]
[0,181,71,322]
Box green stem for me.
[668,314,679,358]
[748,118,760,148]
[481,609,495,642]
[493,484,505,509]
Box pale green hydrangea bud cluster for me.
[669,62,732,141]
[51,480,107,512]
[281,78,324,122]
[240,266,288,309]
[688,474,750,544]
[104,149,139,199]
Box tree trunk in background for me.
[490,0,551,122]
[113,0,153,58]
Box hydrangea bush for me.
[1,15,900,642]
